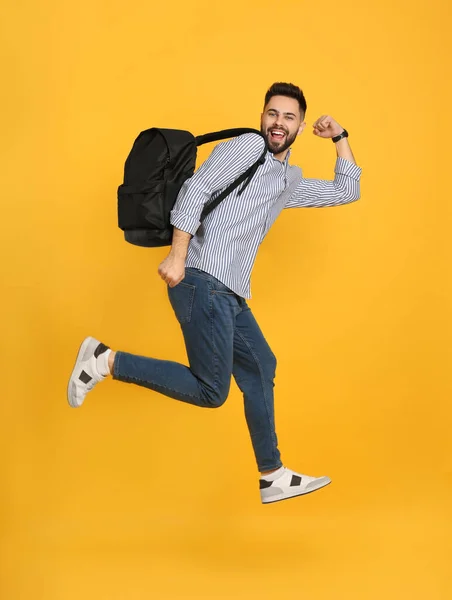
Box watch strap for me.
[332,129,349,143]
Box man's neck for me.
[273,148,290,163]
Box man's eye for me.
[287,116,294,120]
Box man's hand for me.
[158,253,186,288]
[313,115,344,139]
[312,115,356,164]
[158,227,192,287]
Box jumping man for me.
[68,82,362,504]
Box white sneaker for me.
[67,336,109,408]
[260,467,331,504]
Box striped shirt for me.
[170,133,362,299]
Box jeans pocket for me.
[210,275,235,296]
[168,281,196,324]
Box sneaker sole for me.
[67,336,97,408]
[261,477,332,504]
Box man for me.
[68,82,362,504]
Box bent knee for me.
[264,351,277,379]
[203,383,230,408]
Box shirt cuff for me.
[170,210,201,236]
[335,156,362,180]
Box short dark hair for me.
[264,82,307,118]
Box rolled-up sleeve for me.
[285,157,362,209]
[170,133,266,235]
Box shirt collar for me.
[268,147,292,165]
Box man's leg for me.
[232,301,282,473]
[232,301,332,503]
[68,269,240,408]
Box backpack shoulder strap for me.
[200,143,268,221]
[195,128,263,147]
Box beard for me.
[261,125,298,155]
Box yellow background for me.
[1,0,451,598]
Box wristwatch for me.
[332,129,349,143]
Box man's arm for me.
[169,133,265,236]
[285,115,362,209]
[334,135,357,164]
[159,132,266,287]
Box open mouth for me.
[269,129,286,142]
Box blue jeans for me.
[112,267,282,472]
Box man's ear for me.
[298,121,306,135]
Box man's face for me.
[260,95,306,155]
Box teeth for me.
[271,131,284,137]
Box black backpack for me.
[117,127,267,247]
